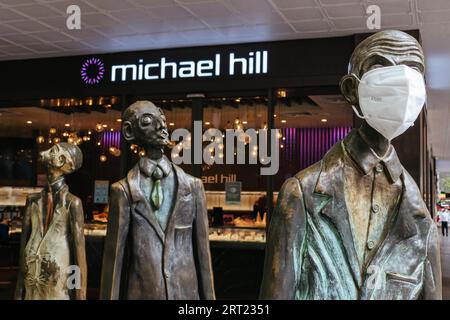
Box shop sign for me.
[225,181,241,205]
[94,180,109,204]
[81,50,268,85]
[201,173,237,185]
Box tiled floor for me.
[440,233,450,300]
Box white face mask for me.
[352,64,426,141]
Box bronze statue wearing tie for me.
[100,101,215,300]
[15,143,87,300]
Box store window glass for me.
[202,96,268,232]
[273,93,354,194]
[0,96,123,222]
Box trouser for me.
[442,221,448,237]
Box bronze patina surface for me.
[15,143,87,300]
[100,101,215,300]
[260,30,442,300]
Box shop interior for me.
[0,90,353,299]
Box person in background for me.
[439,208,449,237]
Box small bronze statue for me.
[260,30,442,300]
[100,101,215,300]
[15,143,87,300]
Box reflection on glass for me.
[202,97,268,232]
[273,95,354,191]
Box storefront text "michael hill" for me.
[110,51,268,82]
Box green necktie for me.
[151,166,164,210]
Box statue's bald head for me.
[349,30,424,77]
[341,30,425,106]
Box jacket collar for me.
[138,155,172,178]
[311,131,421,287]
[33,184,68,238]
[343,129,402,184]
[48,176,66,194]
[127,160,191,243]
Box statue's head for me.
[39,142,83,175]
[121,100,169,148]
[340,30,425,107]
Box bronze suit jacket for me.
[15,186,87,300]
[100,162,215,300]
[260,132,442,300]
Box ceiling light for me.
[26,120,32,124]
[64,123,70,127]
[242,120,248,124]
[116,118,122,122]
[169,122,175,126]
[95,124,103,132]
[321,118,328,123]
[281,119,287,123]
[36,136,45,144]
[205,121,211,125]
[277,89,287,98]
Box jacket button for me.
[375,164,383,173]
[367,240,375,250]
[371,204,380,213]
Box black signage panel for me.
[0,36,355,101]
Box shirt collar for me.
[139,155,172,178]
[47,176,66,194]
[343,129,403,184]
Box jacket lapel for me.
[34,192,44,238]
[365,171,421,269]
[45,185,68,234]
[128,164,165,243]
[312,142,362,287]
[164,165,192,237]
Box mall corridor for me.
[440,233,450,299]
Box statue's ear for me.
[56,154,66,167]
[340,74,359,106]
[122,121,135,143]
[59,155,75,174]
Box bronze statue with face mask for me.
[15,143,87,300]
[100,100,215,300]
[260,30,442,300]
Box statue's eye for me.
[141,116,152,125]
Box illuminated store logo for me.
[81,57,105,85]
[110,50,268,82]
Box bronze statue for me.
[100,101,215,300]
[15,143,87,300]
[260,30,442,300]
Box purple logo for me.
[81,57,105,85]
